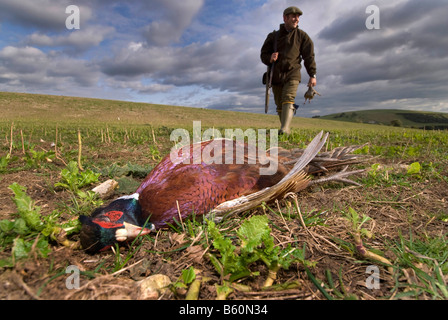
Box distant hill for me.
[0,91,395,132]
[2,92,447,132]
[318,109,448,130]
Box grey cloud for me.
[100,35,262,94]
[25,26,115,53]
[46,58,99,87]
[318,11,366,42]
[319,0,448,49]
[142,0,205,46]
[314,0,448,114]
[0,0,93,30]
[380,0,448,30]
[101,45,175,77]
[0,45,99,89]
[143,21,177,47]
[104,78,175,94]
[0,46,47,74]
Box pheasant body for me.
[137,139,291,228]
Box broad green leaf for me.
[407,162,421,175]
[12,238,29,260]
[182,266,196,285]
[8,183,43,231]
[237,215,271,252]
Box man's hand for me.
[270,52,279,63]
[308,77,317,87]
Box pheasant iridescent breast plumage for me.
[79,132,365,253]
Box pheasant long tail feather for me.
[206,131,328,222]
[280,143,370,175]
[306,144,370,174]
[280,131,328,182]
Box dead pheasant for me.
[80,131,369,253]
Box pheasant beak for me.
[115,222,154,242]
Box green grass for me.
[389,232,448,299]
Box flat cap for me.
[283,6,303,16]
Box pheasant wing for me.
[206,131,328,221]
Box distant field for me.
[319,109,448,130]
[1,91,398,132]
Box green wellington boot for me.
[279,103,295,135]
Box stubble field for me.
[1,92,447,301]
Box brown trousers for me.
[273,80,300,114]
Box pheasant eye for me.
[105,211,124,222]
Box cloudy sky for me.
[0,0,447,117]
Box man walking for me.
[261,6,317,135]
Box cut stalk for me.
[20,129,25,154]
[185,270,205,300]
[77,129,83,171]
[353,233,393,273]
[263,266,279,288]
[216,282,233,300]
[9,122,13,155]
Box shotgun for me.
[264,63,274,114]
[264,30,278,114]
